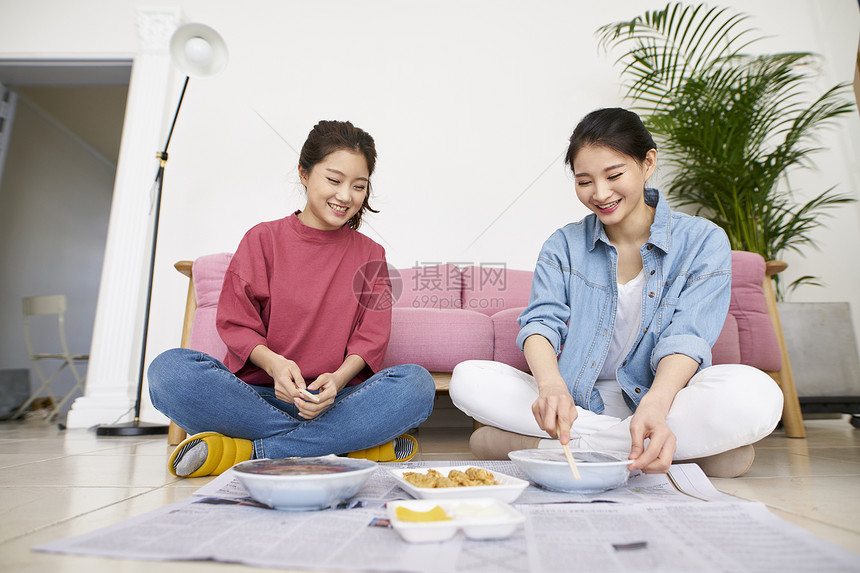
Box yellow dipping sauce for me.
[395,505,452,522]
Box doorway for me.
[0,60,131,418]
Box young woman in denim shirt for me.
[450,108,783,477]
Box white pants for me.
[449,360,784,460]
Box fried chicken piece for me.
[465,467,500,485]
[403,472,437,488]
[447,469,481,487]
[434,476,458,488]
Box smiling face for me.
[298,149,370,231]
[572,144,657,237]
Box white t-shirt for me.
[595,269,645,418]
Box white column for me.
[66,7,181,429]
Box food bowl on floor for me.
[232,455,377,511]
[508,449,630,493]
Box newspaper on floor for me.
[36,462,858,572]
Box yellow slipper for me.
[168,431,253,477]
[347,434,418,462]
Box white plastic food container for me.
[389,465,529,503]
[387,498,524,543]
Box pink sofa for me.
[169,250,801,443]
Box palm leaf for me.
[596,2,855,299]
[596,3,757,109]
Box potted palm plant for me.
[596,1,855,299]
[597,2,860,426]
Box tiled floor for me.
[1,413,858,572]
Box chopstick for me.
[299,388,320,403]
[556,420,581,481]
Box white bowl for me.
[508,449,630,493]
[232,456,377,511]
[389,465,529,503]
[387,498,524,543]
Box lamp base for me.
[96,420,169,437]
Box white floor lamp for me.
[97,23,228,436]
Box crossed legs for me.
[149,348,435,460]
[449,360,783,466]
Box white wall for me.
[1,0,858,422]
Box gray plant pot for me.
[777,302,860,427]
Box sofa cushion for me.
[381,307,494,372]
[461,266,533,316]
[189,253,232,361]
[712,313,741,365]
[492,307,530,372]
[393,264,462,311]
[729,251,782,371]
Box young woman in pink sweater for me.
[149,121,435,477]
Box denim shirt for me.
[516,189,731,414]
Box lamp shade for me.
[170,23,228,77]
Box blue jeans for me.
[148,348,435,459]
